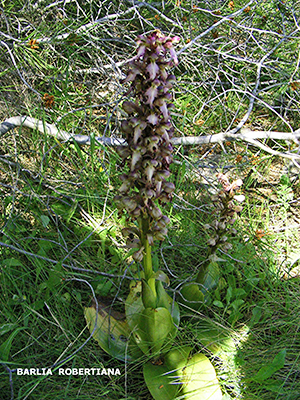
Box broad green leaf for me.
[156,281,180,327]
[196,262,220,291]
[46,270,62,290]
[252,349,286,383]
[143,362,179,400]
[84,306,142,362]
[125,281,149,355]
[141,307,175,354]
[142,279,157,309]
[164,346,193,371]
[179,283,204,310]
[201,262,220,292]
[261,379,285,393]
[181,353,223,400]
[0,328,25,362]
[126,281,179,355]
[230,299,244,313]
[250,306,262,325]
[213,300,224,308]
[125,281,144,332]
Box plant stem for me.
[139,216,156,295]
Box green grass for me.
[1,0,300,399]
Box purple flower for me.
[115,31,180,247]
[146,61,159,80]
[135,45,146,59]
[154,98,169,120]
[147,113,159,125]
[131,150,141,170]
[123,101,140,115]
[145,84,158,108]
[122,65,141,83]
[145,164,155,183]
[133,121,147,144]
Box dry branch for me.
[1,115,300,161]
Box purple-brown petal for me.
[146,62,159,80]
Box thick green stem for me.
[139,216,156,297]
[143,239,153,281]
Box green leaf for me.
[201,262,220,292]
[125,281,151,355]
[164,346,193,371]
[84,306,142,362]
[126,281,179,356]
[143,362,179,400]
[46,270,62,290]
[40,215,50,228]
[179,283,204,310]
[156,281,180,327]
[230,299,244,313]
[261,379,284,393]
[250,306,262,325]
[142,278,157,309]
[213,300,224,308]
[181,353,223,400]
[2,258,24,267]
[252,349,286,383]
[125,281,144,331]
[0,328,25,362]
[153,270,170,286]
[140,307,175,354]
[66,200,78,223]
[226,286,233,304]
[196,262,220,291]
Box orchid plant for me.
[85,31,223,400]
[180,173,244,309]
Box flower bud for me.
[119,180,131,194]
[145,164,155,183]
[218,221,226,230]
[126,237,140,248]
[234,205,243,213]
[123,197,138,212]
[146,61,159,80]
[147,113,159,125]
[133,246,145,262]
[149,206,163,220]
[162,181,175,194]
[154,227,168,240]
[155,216,170,229]
[208,237,217,246]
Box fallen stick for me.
[1,115,300,160]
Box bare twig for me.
[1,116,299,159]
